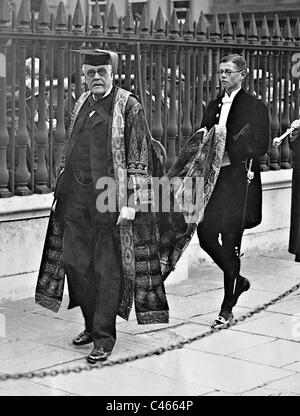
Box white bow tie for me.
[222,95,233,104]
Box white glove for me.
[290,119,300,130]
[116,206,136,225]
[290,119,300,141]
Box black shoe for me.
[86,346,111,364]
[211,311,234,328]
[72,330,93,346]
[233,275,250,306]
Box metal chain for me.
[0,281,299,382]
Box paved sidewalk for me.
[0,249,300,396]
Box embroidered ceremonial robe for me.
[35,87,228,323]
[36,86,169,324]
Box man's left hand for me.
[116,206,136,225]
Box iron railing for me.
[1,0,300,197]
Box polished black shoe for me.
[72,330,93,346]
[211,311,234,328]
[233,275,250,306]
[86,346,111,364]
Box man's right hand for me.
[116,206,136,225]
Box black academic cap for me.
[73,49,118,72]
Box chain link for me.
[0,281,299,382]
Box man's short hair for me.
[220,54,247,71]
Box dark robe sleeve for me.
[290,125,300,169]
[232,100,270,159]
[201,101,216,130]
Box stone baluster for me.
[293,19,300,123]
[123,6,135,93]
[139,4,150,115]
[15,0,31,195]
[280,18,293,169]
[259,16,271,170]
[181,9,193,145]
[195,11,208,131]
[210,14,220,101]
[269,15,282,170]
[0,0,11,197]
[151,7,165,142]
[166,9,179,168]
[0,41,11,197]
[34,45,49,193]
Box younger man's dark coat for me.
[201,89,270,229]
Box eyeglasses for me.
[86,68,111,78]
[217,69,243,76]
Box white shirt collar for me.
[222,87,241,104]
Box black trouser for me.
[197,166,244,312]
[62,178,121,352]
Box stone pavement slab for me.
[1,298,45,314]
[185,328,275,356]
[105,332,172,360]
[203,390,237,396]
[196,285,289,311]
[166,281,222,297]
[263,250,295,260]
[248,276,300,294]
[231,313,300,341]
[138,322,209,346]
[32,361,214,396]
[266,295,300,315]
[240,259,300,293]
[188,307,274,327]
[240,387,300,396]
[231,288,284,308]
[0,378,74,396]
[0,336,16,346]
[204,387,299,396]
[128,348,293,394]
[242,255,299,272]
[283,361,300,372]
[0,339,85,374]
[265,373,300,395]
[167,266,223,296]
[32,306,85,326]
[0,249,300,396]
[229,339,300,368]
[1,309,85,350]
[116,317,185,335]
[162,294,219,320]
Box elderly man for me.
[35,49,168,363]
[197,54,269,328]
